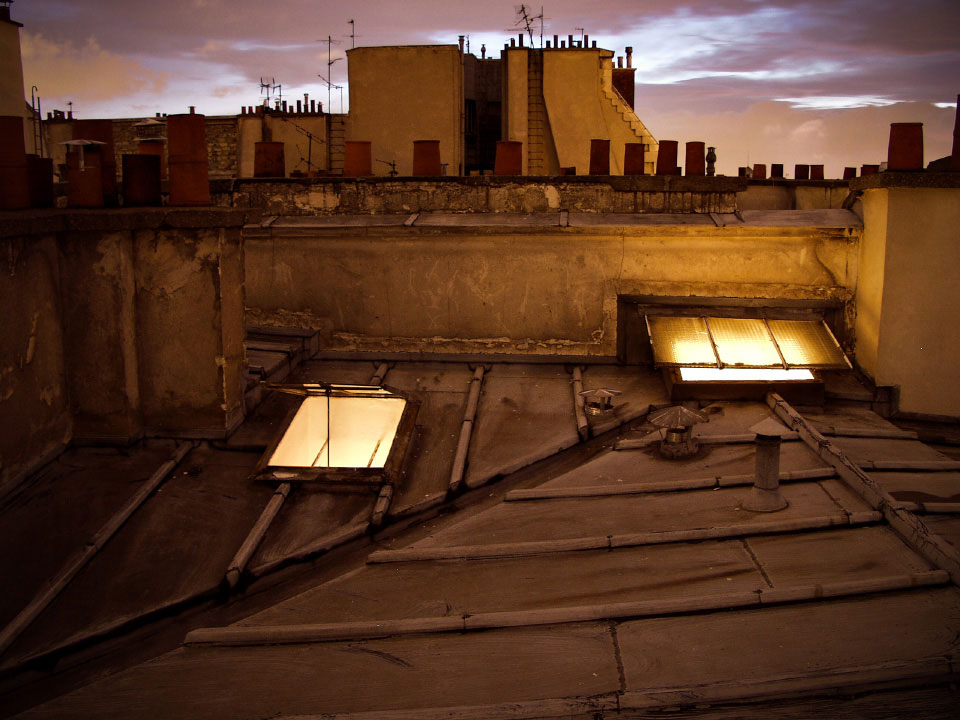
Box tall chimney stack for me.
[626,47,633,68]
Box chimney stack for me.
[626,46,633,68]
[458,35,464,53]
[481,44,486,59]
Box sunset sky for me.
[12,0,960,176]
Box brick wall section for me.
[112,120,140,176]
[206,117,239,178]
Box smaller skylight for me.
[268,390,405,469]
[255,384,416,483]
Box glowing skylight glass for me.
[647,316,716,366]
[266,385,407,470]
[709,317,782,367]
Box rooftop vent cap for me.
[579,388,621,416]
[648,405,708,459]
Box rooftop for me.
[2,353,959,718]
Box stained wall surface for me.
[0,209,249,492]
[0,231,70,495]
[244,213,859,358]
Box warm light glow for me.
[709,317,782,367]
[268,393,406,469]
[680,368,814,381]
[647,316,716,365]
[767,320,847,367]
[647,315,849,369]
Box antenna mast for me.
[259,77,282,107]
[319,35,343,113]
[514,4,544,47]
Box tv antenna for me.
[574,27,584,45]
[317,35,343,114]
[278,115,327,173]
[512,4,544,47]
[376,158,398,177]
[318,74,344,113]
[348,19,356,48]
[259,77,282,107]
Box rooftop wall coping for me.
[245,209,862,234]
[224,175,749,193]
[850,172,960,190]
[746,178,851,187]
[0,207,260,238]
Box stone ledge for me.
[230,174,748,192]
[0,207,260,238]
[850,172,960,190]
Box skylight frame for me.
[252,382,420,488]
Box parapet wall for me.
[223,175,746,216]
[244,210,860,358]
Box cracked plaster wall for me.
[245,225,858,357]
[0,234,70,494]
[1,210,248,492]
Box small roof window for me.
[254,384,418,485]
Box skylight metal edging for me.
[701,317,723,369]
[822,321,854,369]
[762,318,790,370]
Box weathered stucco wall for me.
[855,179,960,417]
[135,224,246,435]
[58,230,140,440]
[347,45,462,176]
[245,213,859,357]
[0,228,70,495]
[0,209,251,492]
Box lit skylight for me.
[680,368,814,382]
[266,386,407,470]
